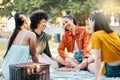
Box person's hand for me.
[79,58,88,69]
[65,57,72,67]
[66,52,73,57]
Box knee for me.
[87,63,95,73]
[55,55,60,61]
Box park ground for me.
[0,37,120,80]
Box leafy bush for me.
[46,34,52,41]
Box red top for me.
[58,26,91,59]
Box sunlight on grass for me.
[0,42,7,60]
[0,42,7,51]
[0,42,7,52]
[0,42,7,68]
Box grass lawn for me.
[0,42,7,68]
[0,42,7,51]
[0,42,7,58]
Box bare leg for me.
[88,63,95,73]
[55,55,65,65]
[55,55,79,68]
[69,58,79,67]
[77,54,95,70]
[77,58,88,69]
[87,54,95,64]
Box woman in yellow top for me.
[88,11,120,80]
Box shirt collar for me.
[68,26,79,36]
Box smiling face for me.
[62,17,74,31]
[37,19,47,31]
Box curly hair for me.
[30,10,49,29]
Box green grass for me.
[0,42,7,51]
[0,42,7,58]
[0,42,7,68]
[0,42,7,55]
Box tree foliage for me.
[0,0,100,26]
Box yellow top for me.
[91,30,120,74]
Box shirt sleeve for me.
[57,34,68,59]
[91,33,101,49]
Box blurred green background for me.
[1,0,120,26]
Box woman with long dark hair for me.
[56,15,91,69]
[1,12,39,80]
[88,11,120,80]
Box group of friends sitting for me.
[0,10,120,80]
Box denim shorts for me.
[73,51,84,63]
[105,64,120,77]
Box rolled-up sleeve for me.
[57,35,68,59]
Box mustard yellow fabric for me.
[91,30,120,74]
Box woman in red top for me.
[56,15,91,69]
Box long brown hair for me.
[90,12,113,33]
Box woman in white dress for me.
[1,12,39,80]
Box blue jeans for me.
[105,64,120,77]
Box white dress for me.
[1,31,30,80]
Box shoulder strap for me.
[19,31,28,45]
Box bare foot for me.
[77,61,88,70]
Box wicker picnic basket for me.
[9,63,50,80]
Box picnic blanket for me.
[50,69,120,80]
[0,69,120,80]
